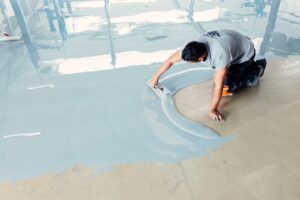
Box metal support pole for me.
[65,0,73,15]
[254,0,264,18]
[43,0,56,32]
[58,0,65,9]
[53,0,68,40]
[10,0,40,68]
[259,0,281,55]
[0,0,13,34]
[104,0,116,67]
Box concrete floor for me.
[1,0,300,199]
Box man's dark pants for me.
[224,52,260,92]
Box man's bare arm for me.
[209,67,228,122]
[150,50,182,87]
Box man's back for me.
[199,30,255,70]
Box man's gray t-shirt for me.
[193,30,255,70]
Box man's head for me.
[181,41,208,63]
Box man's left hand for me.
[209,109,225,122]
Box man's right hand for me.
[150,76,159,88]
[149,50,182,88]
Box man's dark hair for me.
[181,41,207,62]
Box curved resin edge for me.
[148,67,221,139]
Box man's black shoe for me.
[256,59,267,77]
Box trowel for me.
[146,79,221,139]
[147,81,171,98]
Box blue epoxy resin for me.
[0,64,233,181]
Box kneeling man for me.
[150,30,266,122]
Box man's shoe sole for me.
[256,59,267,77]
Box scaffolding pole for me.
[43,0,56,32]
[53,0,68,40]
[259,0,281,55]
[0,0,13,34]
[10,0,40,68]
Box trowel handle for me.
[155,84,164,92]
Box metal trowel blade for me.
[147,81,169,98]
